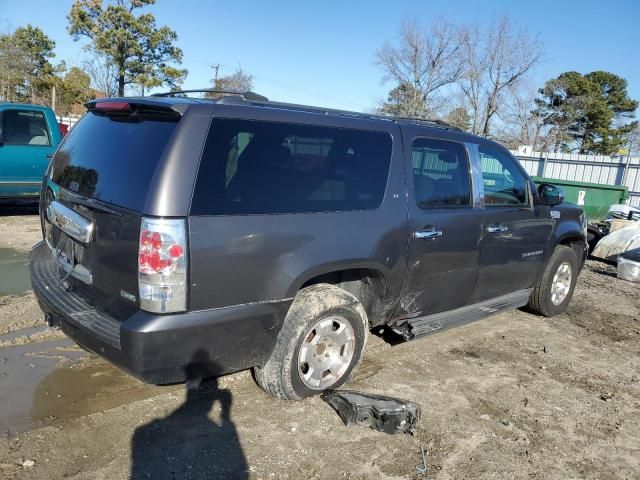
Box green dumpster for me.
[531,176,629,221]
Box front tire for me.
[254,284,368,400]
[527,245,578,317]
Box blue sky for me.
[1,0,639,112]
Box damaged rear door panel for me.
[395,132,484,319]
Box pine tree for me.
[536,71,638,155]
[68,0,187,96]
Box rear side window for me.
[411,138,471,208]
[190,119,392,215]
[0,109,51,146]
[50,112,178,211]
[478,146,529,206]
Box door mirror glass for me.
[538,183,564,206]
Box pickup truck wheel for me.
[527,245,578,317]
[254,284,368,400]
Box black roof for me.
[87,90,509,143]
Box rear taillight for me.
[138,217,188,313]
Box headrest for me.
[439,152,458,164]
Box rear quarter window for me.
[190,119,393,215]
[50,111,178,211]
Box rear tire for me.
[254,284,368,400]
[528,245,578,317]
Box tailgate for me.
[41,102,182,320]
[43,187,142,321]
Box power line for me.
[184,58,371,111]
[33,41,376,111]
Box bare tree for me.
[459,16,543,137]
[205,67,254,99]
[82,49,118,97]
[501,86,546,150]
[375,18,464,117]
[624,123,640,156]
[0,39,31,101]
[482,17,543,136]
[458,24,485,134]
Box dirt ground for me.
[0,205,41,252]
[0,212,639,480]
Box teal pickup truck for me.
[0,103,62,200]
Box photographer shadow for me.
[130,351,248,479]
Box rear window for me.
[0,109,51,146]
[190,119,392,215]
[50,111,178,211]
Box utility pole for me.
[211,64,220,88]
[51,85,56,112]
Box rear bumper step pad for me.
[30,243,121,348]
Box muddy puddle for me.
[0,248,31,295]
[0,328,176,435]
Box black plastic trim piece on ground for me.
[321,390,421,435]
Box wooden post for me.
[51,85,56,112]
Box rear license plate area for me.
[50,226,85,267]
[62,236,85,266]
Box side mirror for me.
[538,183,564,206]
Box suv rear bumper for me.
[29,241,291,384]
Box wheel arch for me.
[288,262,392,328]
[557,232,588,269]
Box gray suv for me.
[29,91,588,400]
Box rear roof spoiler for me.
[85,98,189,116]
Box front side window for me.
[411,138,471,208]
[0,109,51,146]
[478,146,529,206]
[191,119,393,215]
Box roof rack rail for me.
[233,97,462,131]
[151,89,461,131]
[395,117,458,129]
[151,89,269,101]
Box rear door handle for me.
[486,224,509,233]
[414,227,443,240]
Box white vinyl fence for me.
[511,151,640,208]
[56,114,82,130]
